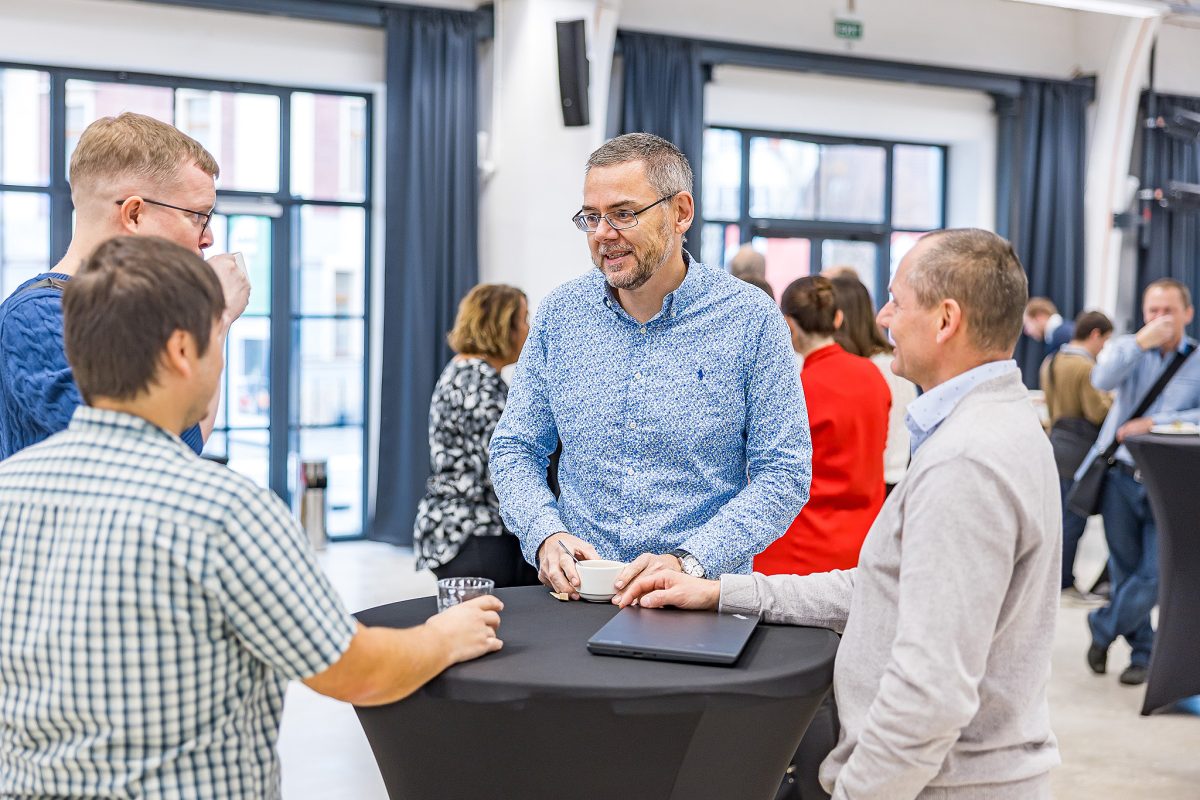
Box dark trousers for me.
[1088,470,1158,667]
[431,534,541,589]
[1060,476,1090,590]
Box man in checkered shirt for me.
[0,236,504,798]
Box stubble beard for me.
[593,219,673,292]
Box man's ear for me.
[673,192,695,234]
[935,298,963,344]
[159,329,196,381]
[116,197,144,234]
[833,309,845,330]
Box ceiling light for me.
[1008,0,1168,17]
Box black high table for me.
[354,585,839,800]
[1126,433,1200,715]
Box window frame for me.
[703,125,949,300]
[0,59,373,541]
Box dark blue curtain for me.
[371,7,479,545]
[1138,92,1200,338]
[1009,79,1092,387]
[617,31,706,248]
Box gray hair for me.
[586,133,693,197]
[907,228,1028,353]
[728,244,766,281]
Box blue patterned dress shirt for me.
[489,251,812,576]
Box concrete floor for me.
[277,520,1200,799]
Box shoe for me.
[1119,665,1148,686]
[1087,643,1108,675]
[1062,586,1105,606]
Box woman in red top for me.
[754,275,891,576]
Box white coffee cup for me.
[575,559,624,602]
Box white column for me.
[1083,14,1161,325]
[479,0,622,312]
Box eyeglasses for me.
[115,197,215,237]
[572,193,678,232]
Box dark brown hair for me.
[832,274,891,357]
[907,229,1028,352]
[781,275,838,336]
[447,283,527,360]
[1073,310,1113,341]
[64,236,225,403]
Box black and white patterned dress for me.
[413,358,508,570]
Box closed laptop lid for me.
[587,605,760,665]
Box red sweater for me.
[754,343,891,576]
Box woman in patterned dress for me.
[413,284,539,586]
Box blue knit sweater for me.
[0,272,204,459]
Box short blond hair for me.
[447,284,526,360]
[69,112,219,196]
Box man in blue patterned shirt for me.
[0,236,503,798]
[490,133,812,598]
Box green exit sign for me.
[834,18,863,40]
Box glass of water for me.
[436,577,495,613]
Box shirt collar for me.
[905,359,1018,454]
[1058,344,1094,361]
[69,406,194,453]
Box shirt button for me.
[624,516,633,525]
[639,326,647,334]
[634,372,643,380]
[626,467,634,476]
[628,421,637,430]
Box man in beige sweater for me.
[615,229,1061,799]
[1040,310,1113,598]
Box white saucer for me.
[578,591,616,603]
[1151,424,1200,435]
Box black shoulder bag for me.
[1045,352,1102,480]
[1067,344,1196,517]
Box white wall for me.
[706,67,997,231]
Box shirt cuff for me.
[718,574,761,616]
[526,509,568,562]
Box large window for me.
[702,126,947,302]
[0,63,372,539]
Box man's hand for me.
[612,571,721,611]
[208,252,251,323]
[1135,315,1175,352]
[537,532,599,599]
[423,595,504,665]
[613,552,683,593]
[1116,417,1155,443]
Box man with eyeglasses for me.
[490,132,812,598]
[0,112,249,459]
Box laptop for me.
[586,605,760,666]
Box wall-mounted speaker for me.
[555,19,590,127]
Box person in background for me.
[0,236,503,798]
[1024,296,1074,359]
[0,112,249,460]
[754,275,889,577]
[832,274,918,494]
[616,229,1061,800]
[414,283,538,587]
[728,243,767,283]
[1080,279,1200,686]
[1039,310,1113,602]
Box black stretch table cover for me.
[354,585,839,800]
[1126,434,1200,715]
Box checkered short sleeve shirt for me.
[0,407,357,799]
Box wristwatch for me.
[671,549,706,578]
